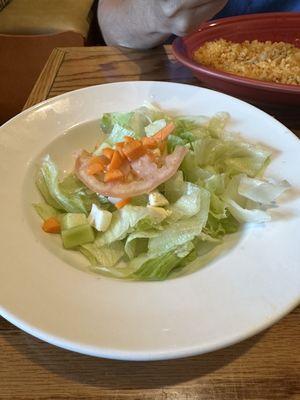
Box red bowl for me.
[172,12,300,107]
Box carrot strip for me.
[115,142,125,152]
[103,148,114,160]
[123,140,145,161]
[87,162,104,175]
[42,217,61,234]
[142,136,158,149]
[108,150,124,171]
[99,155,110,165]
[104,169,123,182]
[115,144,125,158]
[116,142,125,149]
[124,136,134,142]
[88,155,105,166]
[115,198,131,209]
[146,149,157,163]
[153,122,175,142]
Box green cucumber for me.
[61,213,87,230]
[61,224,95,249]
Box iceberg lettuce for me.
[96,205,168,246]
[238,176,290,204]
[37,156,97,214]
[34,104,290,281]
[148,189,210,254]
[80,241,124,267]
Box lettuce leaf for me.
[180,151,203,183]
[204,213,239,238]
[148,189,210,254]
[132,252,182,280]
[38,156,95,214]
[168,183,205,222]
[145,119,167,136]
[106,242,194,281]
[36,170,63,210]
[221,175,271,223]
[163,171,185,202]
[124,230,159,259]
[96,205,168,246]
[208,112,230,137]
[80,241,124,267]
[33,203,62,221]
[238,176,290,204]
[100,112,133,134]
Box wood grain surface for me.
[1,309,299,399]
[23,48,66,110]
[1,45,299,400]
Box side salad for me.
[34,103,289,280]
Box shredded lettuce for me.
[124,230,159,259]
[148,189,210,255]
[163,171,185,202]
[145,119,167,136]
[221,175,273,223]
[132,252,182,280]
[37,156,99,214]
[100,112,134,134]
[238,176,290,204]
[95,205,168,246]
[80,241,124,267]
[33,203,62,221]
[34,103,290,281]
[168,183,207,222]
[94,242,195,281]
[36,170,63,210]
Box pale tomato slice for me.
[75,146,188,198]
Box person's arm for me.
[98,0,228,49]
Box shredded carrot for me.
[42,217,61,234]
[116,141,125,148]
[88,155,105,166]
[104,169,123,182]
[103,147,114,160]
[123,140,146,161]
[115,198,131,209]
[108,150,124,171]
[115,142,125,150]
[146,149,158,163]
[152,148,161,157]
[87,162,104,175]
[153,122,175,142]
[142,136,158,149]
[124,136,134,142]
[115,143,125,158]
[99,155,110,165]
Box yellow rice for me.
[193,39,300,85]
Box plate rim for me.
[1,299,299,361]
[0,81,299,361]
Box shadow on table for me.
[1,318,265,390]
[94,45,197,86]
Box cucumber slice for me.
[61,224,95,249]
[61,213,87,230]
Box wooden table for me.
[1,46,299,400]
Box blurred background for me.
[0,0,101,125]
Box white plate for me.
[0,82,299,361]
